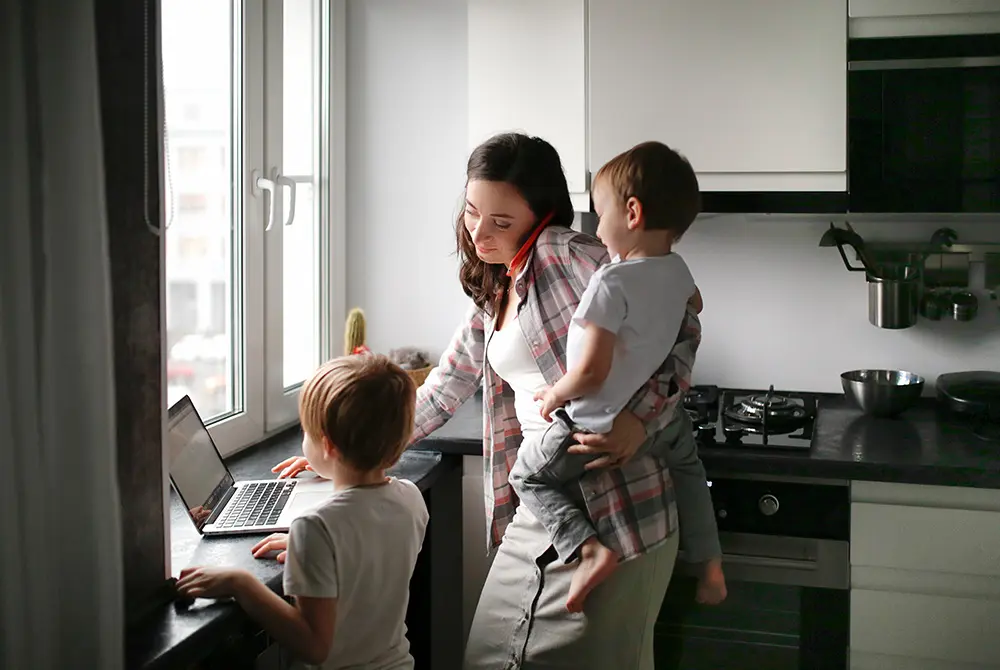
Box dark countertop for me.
[410,395,483,454]
[128,430,458,670]
[411,394,1000,489]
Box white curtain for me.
[1,0,124,668]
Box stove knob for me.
[758,494,780,516]
[717,508,727,519]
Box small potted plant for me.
[343,308,434,387]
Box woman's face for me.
[464,179,537,267]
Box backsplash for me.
[678,216,1000,392]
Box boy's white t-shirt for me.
[283,477,429,670]
[565,253,695,434]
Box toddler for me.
[509,141,726,613]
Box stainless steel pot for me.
[868,266,919,329]
[948,291,979,321]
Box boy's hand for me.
[176,566,251,600]
[534,386,566,422]
[273,456,316,479]
[252,533,289,564]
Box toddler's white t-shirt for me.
[565,253,695,433]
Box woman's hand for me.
[568,409,646,470]
[690,286,704,314]
[176,566,251,600]
[251,533,289,564]
[272,456,315,480]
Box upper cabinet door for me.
[589,0,847,192]
[467,0,587,194]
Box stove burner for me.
[725,387,809,422]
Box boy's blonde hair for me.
[299,354,416,471]
[594,141,701,238]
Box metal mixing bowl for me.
[841,369,925,417]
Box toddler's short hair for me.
[299,354,416,471]
[594,141,701,237]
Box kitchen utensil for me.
[919,291,943,321]
[819,223,880,276]
[947,291,978,321]
[937,371,1000,442]
[841,369,925,417]
[868,265,919,329]
[936,371,1000,421]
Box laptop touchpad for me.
[286,491,330,516]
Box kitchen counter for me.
[411,394,1000,488]
[127,431,462,670]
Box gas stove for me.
[684,385,819,450]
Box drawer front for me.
[851,589,1000,666]
[850,0,1000,18]
[851,502,1000,577]
[851,649,1000,670]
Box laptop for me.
[167,395,332,536]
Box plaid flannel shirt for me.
[411,226,701,559]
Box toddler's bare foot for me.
[566,537,618,613]
[695,558,727,604]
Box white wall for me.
[346,0,471,356]
[680,216,1000,392]
[344,2,1000,392]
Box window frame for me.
[163,0,346,458]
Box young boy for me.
[176,355,428,670]
[509,141,726,613]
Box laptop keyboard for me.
[216,480,297,529]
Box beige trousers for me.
[463,506,679,670]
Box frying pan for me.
[936,371,1000,421]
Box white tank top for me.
[486,317,550,444]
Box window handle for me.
[253,168,278,231]
[276,174,296,226]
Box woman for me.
[275,133,702,668]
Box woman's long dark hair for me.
[456,133,575,317]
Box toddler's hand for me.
[176,566,250,600]
[251,533,289,564]
[534,386,565,421]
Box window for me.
[167,281,198,335]
[177,234,209,259]
[162,0,346,455]
[176,193,208,216]
[208,281,226,335]
[176,146,207,171]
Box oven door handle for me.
[720,552,820,572]
[850,56,1000,71]
[678,533,851,589]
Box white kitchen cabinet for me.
[467,0,587,196]
[849,0,1000,37]
[851,590,1000,667]
[588,0,847,192]
[852,503,1000,577]
[850,481,1000,669]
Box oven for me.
[654,475,850,670]
[848,33,1000,213]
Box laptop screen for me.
[167,396,234,531]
